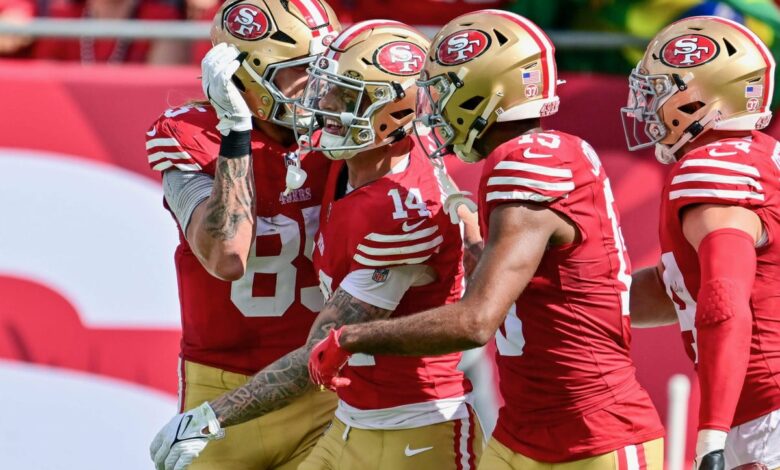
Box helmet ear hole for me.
[678,101,705,114]
[457,118,464,125]
[672,119,680,127]
[379,124,388,132]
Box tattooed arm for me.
[186,154,256,281]
[338,202,575,356]
[208,287,391,427]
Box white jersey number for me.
[231,207,323,317]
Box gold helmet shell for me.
[296,20,430,160]
[415,9,560,162]
[210,0,340,127]
[621,16,775,163]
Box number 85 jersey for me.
[146,105,331,376]
[478,130,663,461]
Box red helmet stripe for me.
[289,0,329,29]
[706,16,775,112]
[325,20,406,59]
[481,10,557,100]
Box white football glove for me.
[201,43,252,136]
[149,402,225,470]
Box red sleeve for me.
[668,140,766,216]
[694,228,755,431]
[480,134,576,220]
[145,106,221,173]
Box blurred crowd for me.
[1,0,779,76]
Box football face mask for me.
[294,59,397,160]
[620,69,676,152]
[414,72,459,160]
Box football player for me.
[146,1,341,469]
[297,20,482,470]
[308,10,666,469]
[622,16,780,470]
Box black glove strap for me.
[219,130,252,158]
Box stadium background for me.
[2,0,780,468]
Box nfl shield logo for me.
[372,269,389,283]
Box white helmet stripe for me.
[482,9,556,100]
[289,0,328,28]
[326,20,406,59]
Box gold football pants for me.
[478,437,664,470]
[299,405,484,470]
[180,360,336,470]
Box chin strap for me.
[430,157,477,224]
[461,90,504,157]
[656,110,721,163]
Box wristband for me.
[219,130,251,158]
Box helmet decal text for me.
[435,29,491,66]
[373,41,426,76]
[660,34,719,68]
[224,3,271,41]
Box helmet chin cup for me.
[654,144,677,164]
[320,131,360,160]
[453,144,483,163]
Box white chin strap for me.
[457,91,505,160]
[655,110,721,164]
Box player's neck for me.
[474,118,543,157]
[254,119,297,148]
[678,129,753,157]
[346,138,412,188]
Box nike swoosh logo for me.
[523,148,552,159]
[404,445,434,457]
[176,415,193,440]
[402,220,426,232]
[146,128,157,137]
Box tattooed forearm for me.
[204,156,255,241]
[338,302,482,357]
[209,288,391,427]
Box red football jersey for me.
[478,131,664,462]
[146,104,331,375]
[314,138,471,410]
[659,131,780,427]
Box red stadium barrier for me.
[3,60,778,464]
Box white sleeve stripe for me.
[669,188,765,201]
[680,158,760,176]
[175,163,203,171]
[486,190,558,202]
[671,173,763,190]
[353,253,432,267]
[487,176,574,191]
[494,160,572,178]
[152,161,201,172]
[145,137,181,150]
[148,151,193,163]
[357,235,443,256]
[364,226,438,243]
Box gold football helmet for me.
[210,0,340,128]
[621,16,775,163]
[295,20,430,160]
[414,9,560,162]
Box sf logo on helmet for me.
[224,4,271,41]
[436,30,491,66]
[374,41,426,76]
[661,34,719,68]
